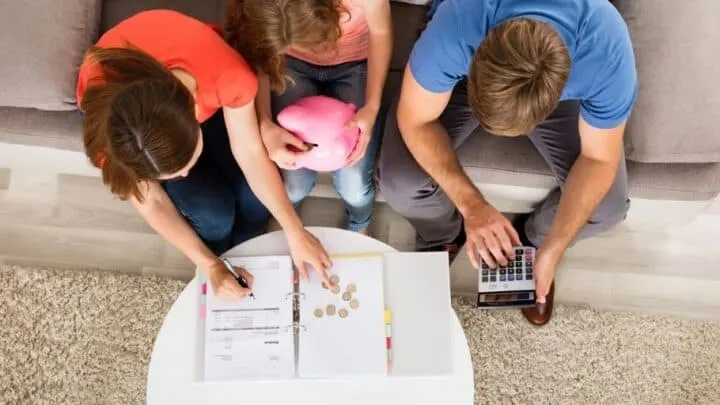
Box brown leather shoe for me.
[521,282,555,326]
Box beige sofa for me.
[1,0,719,300]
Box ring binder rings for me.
[284,323,307,333]
[283,292,306,302]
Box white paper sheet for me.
[298,255,386,378]
[203,256,295,381]
[382,252,453,376]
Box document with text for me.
[203,256,295,381]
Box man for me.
[378,0,637,326]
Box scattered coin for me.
[314,308,324,318]
[346,283,357,293]
[342,292,352,301]
[326,304,337,316]
[329,274,340,285]
[349,299,359,309]
[338,308,349,318]
[330,285,341,294]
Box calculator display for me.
[477,291,535,308]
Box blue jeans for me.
[272,57,380,232]
[162,111,270,255]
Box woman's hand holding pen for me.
[207,260,254,301]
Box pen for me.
[221,258,256,300]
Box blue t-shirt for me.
[410,0,638,129]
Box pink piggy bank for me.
[276,95,360,172]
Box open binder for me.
[196,255,388,381]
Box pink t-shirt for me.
[286,0,369,66]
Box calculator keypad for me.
[478,247,535,291]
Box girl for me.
[77,9,331,300]
[226,0,392,235]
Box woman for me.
[77,9,331,300]
[226,0,392,235]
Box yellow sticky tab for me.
[384,309,392,324]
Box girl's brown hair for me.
[226,0,346,92]
[81,46,200,202]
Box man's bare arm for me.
[396,66,485,215]
[544,117,626,253]
[396,66,519,266]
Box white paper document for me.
[203,256,295,381]
[298,255,386,378]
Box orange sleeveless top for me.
[286,0,369,66]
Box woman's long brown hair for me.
[81,46,199,202]
[226,0,345,92]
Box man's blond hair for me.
[468,19,571,136]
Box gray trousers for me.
[377,81,630,248]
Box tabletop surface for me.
[146,227,475,405]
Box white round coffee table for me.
[146,227,474,404]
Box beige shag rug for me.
[1,265,719,405]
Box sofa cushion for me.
[459,131,556,189]
[616,0,720,163]
[626,162,720,201]
[457,129,719,202]
[101,0,226,33]
[0,108,83,151]
[389,2,429,72]
[0,0,102,111]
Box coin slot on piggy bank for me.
[277,95,361,172]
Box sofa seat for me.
[458,128,720,203]
[0,107,82,151]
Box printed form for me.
[203,256,296,381]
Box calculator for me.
[476,246,536,309]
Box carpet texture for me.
[453,298,720,404]
[1,265,719,405]
[0,265,185,405]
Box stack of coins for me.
[316,274,361,321]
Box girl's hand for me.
[345,104,378,167]
[287,228,332,285]
[260,120,309,170]
[206,260,253,301]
